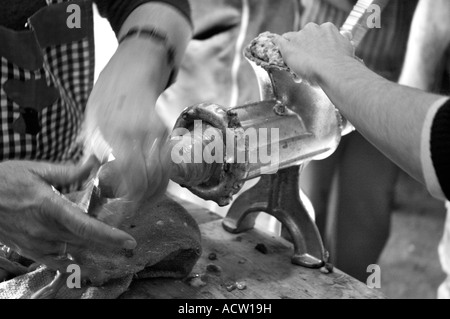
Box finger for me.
[144,138,170,199]
[34,156,100,188]
[42,194,137,250]
[35,255,74,274]
[303,22,320,31]
[272,34,290,51]
[94,199,138,228]
[17,243,75,273]
[282,31,299,40]
[340,30,354,42]
[322,22,339,32]
[339,31,357,56]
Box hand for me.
[273,23,356,84]
[85,39,172,204]
[0,159,137,272]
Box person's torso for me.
[301,0,419,81]
[0,0,95,163]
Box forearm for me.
[317,57,445,184]
[117,2,192,69]
[86,3,192,162]
[101,2,192,104]
[399,0,450,90]
[273,23,450,199]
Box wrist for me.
[119,27,175,67]
[118,3,192,67]
[110,38,171,93]
[315,56,358,87]
[116,35,167,68]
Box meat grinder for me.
[168,0,389,269]
[169,44,354,268]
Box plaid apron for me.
[0,0,95,163]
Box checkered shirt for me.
[0,0,94,163]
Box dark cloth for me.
[0,0,191,34]
[431,99,450,200]
[0,0,47,30]
[0,0,96,163]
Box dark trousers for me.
[302,132,399,281]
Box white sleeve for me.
[421,97,450,201]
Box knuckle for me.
[14,234,34,253]
[284,31,297,38]
[26,226,47,240]
[75,219,94,239]
[323,22,339,33]
[38,195,53,215]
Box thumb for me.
[35,156,100,189]
[340,30,356,51]
[43,193,137,249]
[340,30,353,42]
[271,34,289,52]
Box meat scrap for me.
[247,32,287,68]
[245,32,299,81]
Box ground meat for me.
[247,32,287,68]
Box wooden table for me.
[121,199,385,299]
